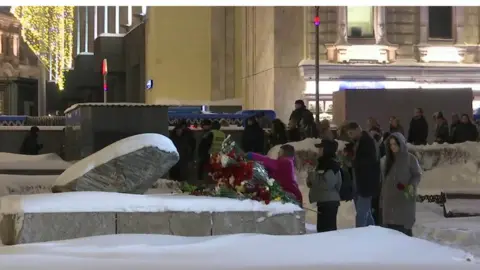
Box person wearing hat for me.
[307,139,342,232]
[20,126,43,155]
[289,100,316,138]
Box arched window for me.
[428,7,453,40]
[347,7,374,38]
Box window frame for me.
[346,6,375,40]
[427,6,455,41]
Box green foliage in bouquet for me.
[183,135,299,205]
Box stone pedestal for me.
[64,103,169,161]
[0,210,306,245]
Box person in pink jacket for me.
[246,145,303,205]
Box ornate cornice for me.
[298,59,480,83]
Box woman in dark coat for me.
[380,132,422,236]
[268,119,288,148]
[242,116,265,153]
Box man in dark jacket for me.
[407,108,428,145]
[197,120,213,181]
[20,126,43,155]
[289,100,316,138]
[346,122,380,227]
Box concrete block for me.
[255,211,306,235]
[116,212,171,234]
[169,212,212,236]
[211,211,257,235]
[0,212,115,245]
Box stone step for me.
[0,192,305,245]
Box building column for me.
[76,7,81,55]
[374,7,389,45]
[94,6,98,39]
[84,6,89,52]
[127,6,132,26]
[335,7,348,45]
[454,7,465,44]
[12,34,19,56]
[418,7,428,45]
[104,6,109,33]
[115,6,120,34]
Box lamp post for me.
[314,7,320,125]
[102,59,108,103]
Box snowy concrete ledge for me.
[414,203,480,257]
[0,152,71,175]
[0,192,305,245]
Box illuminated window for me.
[428,7,453,39]
[347,7,374,38]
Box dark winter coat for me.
[169,129,195,181]
[380,132,422,230]
[269,131,288,148]
[352,131,381,197]
[170,130,195,165]
[452,123,478,143]
[242,122,265,153]
[20,133,42,155]
[389,125,404,135]
[287,128,302,142]
[198,131,213,161]
[434,121,450,144]
[289,107,316,138]
[407,116,428,145]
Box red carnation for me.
[396,183,406,191]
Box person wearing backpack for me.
[307,139,342,232]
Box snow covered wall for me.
[268,139,480,226]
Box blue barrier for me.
[0,109,277,127]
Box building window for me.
[347,7,374,38]
[428,7,453,39]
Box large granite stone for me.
[0,212,115,245]
[52,146,179,194]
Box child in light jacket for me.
[307,139,342,232]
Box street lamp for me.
[314,7,320,125]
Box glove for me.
[245,152,253,160]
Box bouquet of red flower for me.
[183,135,297,205]
[396,183,415,199]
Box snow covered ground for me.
[0,152,71,171]
[0,192,301,215]
[0,227,475,270]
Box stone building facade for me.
[0,10,41,115]
[240,6,480,121]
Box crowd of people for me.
[168,102,478,236]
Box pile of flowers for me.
[182,136,298,205]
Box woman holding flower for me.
[380,132,422,236]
